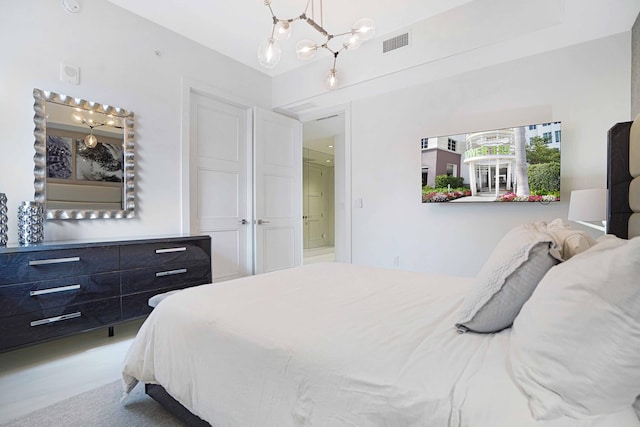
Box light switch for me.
[353,197,363,208]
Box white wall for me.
[0,0,270,243]
[0,2,631,279]
[349,33,631,276]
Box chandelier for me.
[72,111,122,149]
[257,0,375,90]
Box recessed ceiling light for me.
[328,145,334,148]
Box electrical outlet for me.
[393,256,400,266]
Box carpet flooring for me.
[1,380,185,427]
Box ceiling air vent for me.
[382,32,409,54]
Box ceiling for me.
[105,0,473,76]
[103,0,640,139]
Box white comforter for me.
[122,263,639,427]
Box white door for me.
[304,163,327,249]
[190,92,252,282]
[254,108,302,273]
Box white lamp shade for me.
[568,189,607,222]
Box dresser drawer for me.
[0,246,119,286]
[0,272,120,319]
[122,283,205,319]
[0,297,121,352]
[121,260,212,295]
[119,238,210,270]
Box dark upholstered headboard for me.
[607,115,640,239]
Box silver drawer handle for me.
[29,257,81,266]
[30,284,81,296]
[156,268,187,277]
[155,247,187,254]
[30,311,81,327]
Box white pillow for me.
[510,236,640,420]
[545,218,597,261]
[456,222,558,333]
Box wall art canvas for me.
[46,135,73,179]
[76,140,124,182]
[421,121,561,203]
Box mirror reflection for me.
[33,89,135,219]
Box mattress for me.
[122,262,639,427]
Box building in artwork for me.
[463,128,519,197]
[420,136,463,188]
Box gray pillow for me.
[456,222,558,333]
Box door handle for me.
[240,219,249,224]
[257,219,270,225]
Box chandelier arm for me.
[320,45,339,56]
[333,30,353,38]
[305,16,329,37]
[266,2,276,18]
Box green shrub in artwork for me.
[435,175,464,189]
[528,162,560,194]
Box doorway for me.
[302,113,343,264]
[183,85,302,282]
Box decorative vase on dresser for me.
[0,235,212,353]
[17,201,44,245]
[0,193,7,246]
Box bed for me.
[121,115,640,427]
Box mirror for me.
[33,88,135,219]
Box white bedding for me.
[122,263,639,427]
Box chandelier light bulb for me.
[324,68,339,90]
[352,18,375,41]
[257,38,281,68]
[273,20,291,40]
[296,39,317,60]
[84,133,98,148]
[343,33,362,50]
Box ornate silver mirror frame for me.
[33,88,135,219]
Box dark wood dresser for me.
[0,235,211,353]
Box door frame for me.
[298,104,352,263]
[180,79,255,276]
[181,79,352,265]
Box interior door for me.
[254,108,302,273]
[305,163,327,249]
[190,92,252,282]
